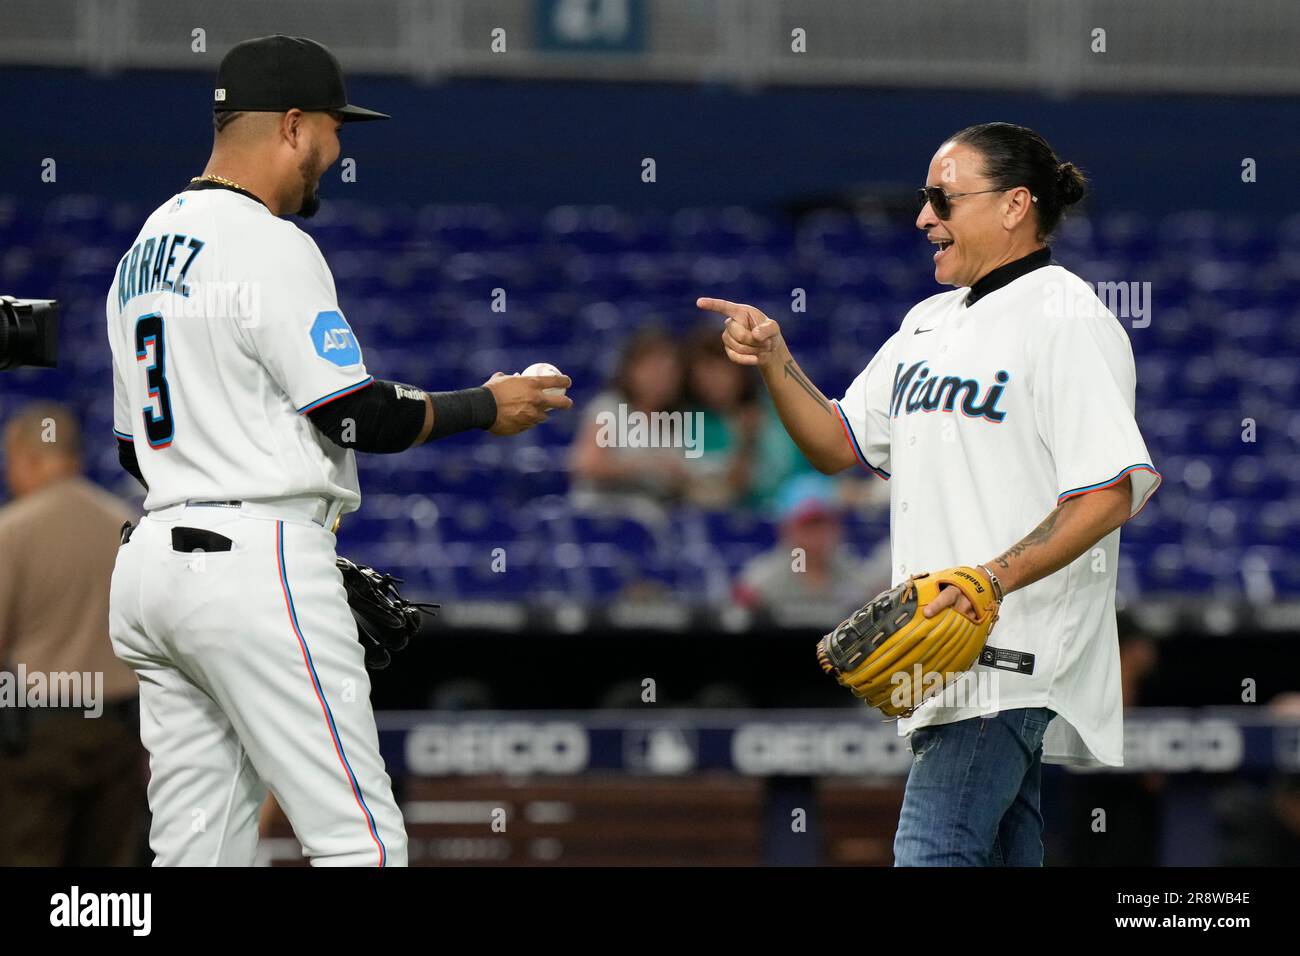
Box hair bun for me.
[1056,162,1086,206]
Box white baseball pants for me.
[109,502,407,866]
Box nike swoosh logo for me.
[913,327,935,335]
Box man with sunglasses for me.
[700,122,1160,866]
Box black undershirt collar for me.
[182,178,270,210]
[965,245,1052,307]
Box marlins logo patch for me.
[311,310,362,366]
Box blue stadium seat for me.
[15,196,1294,604]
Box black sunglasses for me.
[916,185,1037,220]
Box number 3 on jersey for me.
[135,312,174,449]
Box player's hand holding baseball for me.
[483,371,573,435]
[698,298,787,368]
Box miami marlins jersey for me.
[106,187,372,514]
[833,263,1160,767]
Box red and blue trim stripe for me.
[831,400,890,480]
[275,520,387,866]
[297,376,374,414]
[113,428,134,442]
[1058,462,1162,515]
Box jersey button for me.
[908,436,916,446]
[898,564,907,576]
[901,502,909,512]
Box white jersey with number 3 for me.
[833,263,1161,767]
[106,187,372,514]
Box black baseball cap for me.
[213,35,389,122]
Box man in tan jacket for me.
[0,402,145,865]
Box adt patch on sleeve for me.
[311,310,362,366]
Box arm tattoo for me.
[992,505,1064,570]
[783,360,834,416]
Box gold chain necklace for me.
[190,173,249,191]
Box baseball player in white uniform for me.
[106,36,570,866]
[704,122,1160,866]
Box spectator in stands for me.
[1213,692,1300,865]
[0,403,147,865]
[733,473,890,623]
[680,328,761,509]
[747,392,833,514]
[569,327,691,518]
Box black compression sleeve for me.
[117,436,147,488]
[427,387,496,439]
[307,379,429,453]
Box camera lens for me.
[0,297,59,370]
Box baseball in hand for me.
[521,362,567,396]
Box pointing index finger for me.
[696,297,745,319]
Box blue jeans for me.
[893,707,1056,867]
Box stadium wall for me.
[1,67,1295,215]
